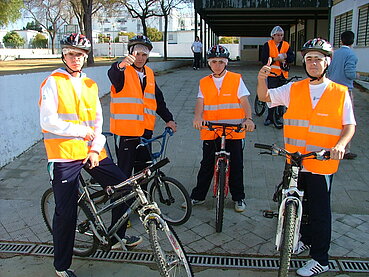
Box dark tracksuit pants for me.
[191,138,245,202]
[49,157,129,271]
[298,172,333,266]
[115,134,152,179]
[266,75,286,122]
[193,52,201,69]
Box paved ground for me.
[1,62,369,276]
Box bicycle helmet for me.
[60,33,91,54]
[301,38,332,57]
[128,35,153,54]
[206,45,230,59]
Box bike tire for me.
[149,176,192,226]
[272,106,286,129]
[147,219,193,277]
[215,160,226,233]
[41,188,98,257]
[278,201,298,277]
[254,94,266,116]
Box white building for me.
[329,0,369,74]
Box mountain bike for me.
[255,143,329,277]
[135,127,192,226]
[41,158,194,277]
[254,75,302,129]
[105,128,191,226]
[205,121,245,233]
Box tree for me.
[122,0,159,37]
[31,33,48,48]
[147,27,162,42]
[24,0,69,54]
[2,31,25,48]
[25,21,42,32]
[0,0,23,27]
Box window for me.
[357,4,369,46]
[333,10,353,47]
[297,29,305,50]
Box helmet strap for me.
[303,62,328,82]
[208,64,227,77]
[61,55,83,75]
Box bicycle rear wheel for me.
[254,94,266,116]
[278,201,298,277]
[149,176,192,226]
[215,160,226,233]
[147,219,193,277]
[41,188,98,257]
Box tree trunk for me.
[142,18,148,37]
[163,15,168,61]
[82,0,94,66]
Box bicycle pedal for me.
[263,210,276,218]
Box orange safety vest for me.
[200,72,246,140]
[39,72,107,161]
[268,40,290,78]
[110,65,157,136]
[283,79,346,174]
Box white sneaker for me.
[111,235,143,250]
[234,200,246,212]
[296,259,329,276]
[181,199,205,208]
[293,241,311,255]
[56,269,77,277]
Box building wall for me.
[330,0,369,74]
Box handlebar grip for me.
[254,143,272,150]
[149,157,170,172]
[165,127,174,136]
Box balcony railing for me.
[195,0,330,9]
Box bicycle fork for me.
[275,167,304,252]
[213,155,230,197]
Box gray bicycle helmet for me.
[60,33,91,54]
[301,38,332,57]
[128,35,153,53]
[206,45,230,59]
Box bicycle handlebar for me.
[254,143,330,162]
[204,121,244,133]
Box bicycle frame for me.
[78,159,169,249]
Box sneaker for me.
[293,241,311,255]
[193,67,196,70]
[111,235,143,250]
[181,199,205,208]
[343,152,357,160]
[56,269,77,277]
[264,119,272,126]
[296,259,329,276]
[234,199,246,212]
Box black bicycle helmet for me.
[206,45,230,59]
[301,38,332,57]
[128,35,153,53]
[60,33,91,54]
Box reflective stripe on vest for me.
[110,66,157,136]
[39,72,107,161]
[200,72,245,140]
[268,40,289,78]
[283,78,346,174]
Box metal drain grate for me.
[1,241,368,273]
[0,242,35,254]
[338,260,369,273]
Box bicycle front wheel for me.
[147,219,193,277]
[254,94,266,116]
[278,201,298,277]
[41,188,98,257]
[215,160,226,233]
[150,176,192,226]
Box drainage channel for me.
[1,241,369,273]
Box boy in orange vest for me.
[257,38,356,276]
[39,34,142,277]
[261,26,294,126]
[189,45,255,213]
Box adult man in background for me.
[261,25,294,126]
[327,30,358,159]
[191,35,203,70]
[108,35,176,178]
